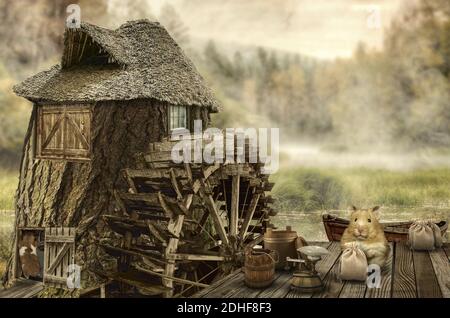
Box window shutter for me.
[65,107,91,159]
[37,106,65,158]
[36,105,92,161]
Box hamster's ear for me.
[371,206,381,219]
[349,205,358,214]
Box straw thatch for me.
[13,20,219,111]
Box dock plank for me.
[201,270,244,298]
[339,281,366,298]
[365,242,394,298]
[193,269,242,298]
[228,272,285,298]
[392,243,416,298]
[413,250,442,298]
[429,247,450,298]
[0,279,44,298]
[258,272,291,298]
[311,242,344,298]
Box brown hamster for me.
[341,206,390,268]
[19,232,41,278]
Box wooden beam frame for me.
[201,188,229,245]
[230,174,240,237]
[239,192,261,240]
[170,253,225,262]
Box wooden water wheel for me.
[99,139,277,297]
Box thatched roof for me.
[14,20,219,111]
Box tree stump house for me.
[3,20,276,297]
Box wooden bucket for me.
[264,226,298,269]
[244,248,278,289]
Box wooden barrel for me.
[264,226,298,269]
[244,249,277,288]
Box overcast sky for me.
[141,0,409,59]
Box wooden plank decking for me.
[194,242,449,298]
[0,279,44,298]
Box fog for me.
[136,0,407,59]
[281,143,450,171]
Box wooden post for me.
[230,174,240,237]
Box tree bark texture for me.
[3,99,209,288]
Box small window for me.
[36,105,91,161]
[169,105,187,130]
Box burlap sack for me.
[339,243,368,281]
[408,220,435,251]
[429,221,443,248]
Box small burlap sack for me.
[408,220,435,251]
[339,243,368,281]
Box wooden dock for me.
[194,242,450,298]
[0,279,43,298]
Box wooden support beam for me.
[183,193,194,212]
[230,174,240,237]
[146,220,168,245]
[170,253,225,262]
[169,168,183,200]
[201,186,229,246]
[135,265,209,288]
[157,191,176,219]
[196,210,210,233]
[191,164,220,193]
[184,162,193,182]
[163,214,185,297]
[239,192,261,240]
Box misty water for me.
[280,143,450,171]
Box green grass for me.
[0,169,18,210]
[271,167,450,212]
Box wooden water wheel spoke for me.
[174,266,220,298]
[170,253,225,261]
[239,192,261,240]
[230,174,240,237]
[201,190,229,245]
[239,182,251,220]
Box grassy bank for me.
[0,169,17,210]
[271,167,450,212]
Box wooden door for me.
[43,227,76,288]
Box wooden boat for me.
[322,214,448,242]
